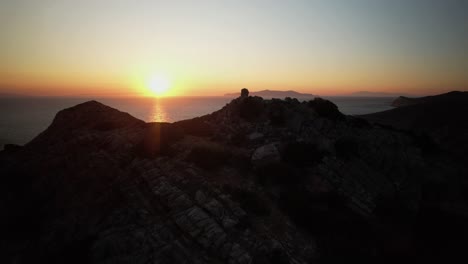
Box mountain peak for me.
[27,100,145,148]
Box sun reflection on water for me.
[148,99,168,122]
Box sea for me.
[0,96,395,149]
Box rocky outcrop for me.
[251,143,281,167]
[241,88,249,98]
[1,91,467,263]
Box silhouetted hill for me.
[224,89,314,99]
[1,92,467,263]
[362,91,468,158]
[391,91,466,107]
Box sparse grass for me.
[239,96,264,121]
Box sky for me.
[1,0,467,97]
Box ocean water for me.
[0,96,394,148]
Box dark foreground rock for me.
[1,94,467,263]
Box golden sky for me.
[1,0,467,97]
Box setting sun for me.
[147,76,170,97]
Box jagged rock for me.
[251,143,281,167]
[222,218,238,229]
[195,190,207,204]
[247,132,264,141]
[203,199,225,219]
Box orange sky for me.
[1,1,467,97]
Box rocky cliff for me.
[1,94,467,263]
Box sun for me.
[147,75,170,96]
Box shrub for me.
[334,136,361,159]
[414,205,468,262]
[412,132,439,155]
[285,97,300,104]
[185,141,231,169]
[278,189,352,233]
[373,194,414,225]
[228,187,271,216]
[267,103,286,126]
[308,98,344,120]
[349,117,371,128]
[421,180,449,202]
[281,142,325,165]
[239,96,264,121]
[278,189,377,263]
[135,123,182,157]
[268,249,290,264]
[255,161,304,186]
[230,130,248,146]
[173,117,214,137]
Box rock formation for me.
[1,92,467,263]
[241,88,249,98]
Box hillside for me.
[1,92,467,263]
[362,91,468,158]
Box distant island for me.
[224,89,314,99]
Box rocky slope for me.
[1,94,467,263]
[362,91,468,159]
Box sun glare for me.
[147,75,170,97]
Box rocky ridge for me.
[224,90,314,99]
[1,92,467,263]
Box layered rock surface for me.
[1,94,467,263]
